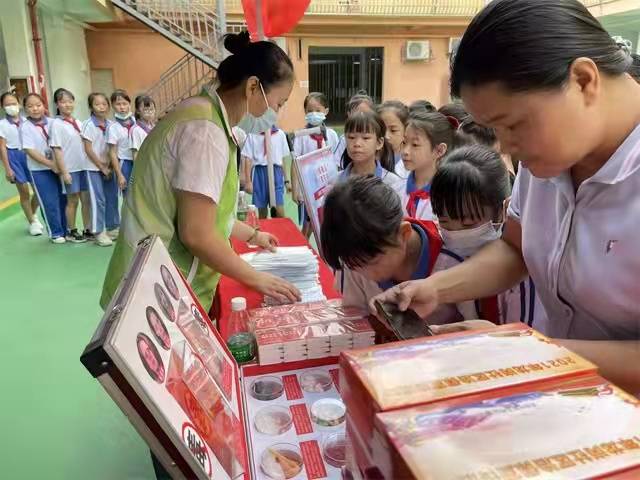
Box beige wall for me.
[85,28,184,99]
[278,35,453,132]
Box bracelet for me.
[247,228,259,244]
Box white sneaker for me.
[29,219,43,236]
[51,236,66,244]
[107,228,120,240]
[95,231,113,247]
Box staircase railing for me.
[111,0,225,67]
[147,53,215,115]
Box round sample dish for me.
[310,398,346,427]
[261,443,303,479]
[255,406,293,436]
[300,370,333,393]
[323,432,347,468]
[251,376,284,401]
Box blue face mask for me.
[238,81,278,134]
[305,111,326,126]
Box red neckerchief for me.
[61,116,81,134]
[7,116,21,128]
[405,218,443,275]
[406,190,430,218]
[261,126,279,155]
[28,117,49,141]
[91,115,107,136]
[116,117,135,134]
[310,133,324,150]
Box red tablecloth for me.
[211,218,340,340]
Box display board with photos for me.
[81,236,248,480]
[292,146,339,250]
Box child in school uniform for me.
[400,110,456,221]
[242,125,291,219]
[322,175,476,326]
[107,89,135,193]
[377,100,410,179]
[431,145,545,328]
[82,92,118,247]
[21,93,67,244]
[0,91,42,235]
[50,88,90,243]
[338,110,404,198]
[292,92,339,232]
[334,92,375,163]
[130,95,156,161]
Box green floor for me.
[0,181,302,479]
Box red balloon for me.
[241,0,311,39]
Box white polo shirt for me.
[130,122,151,152]
[107,119,135,160]
[21,117,54,171]
[241,130,289,167]
[49,117,87,173]
[293,127,340,166]
[508,124,640,341]
[0,117,23,149]
[82,117,113,169]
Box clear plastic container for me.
[300,370,333,393]
[311,398,346,427]
[261,443,303,479]
[251,376,284,401]
[323,432,347,468]
[254,406,293,436]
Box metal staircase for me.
[110,0,227,115]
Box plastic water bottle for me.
[246,204,260,230]
[226,297,255,364]
[237,191,248,221]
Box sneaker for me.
[107,228,120,240]
[95,231,113,247]
[84,229,95,240]
[28,219,44,236]
[65,229,87,243]
[51,236,66,244]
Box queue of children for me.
[0,88,156,246]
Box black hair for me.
[346,92,375,116]
[1,92,18,107]
[321,175,403,270]
[88,92,110,113]
[218,31,294,93]
[304,92,329,110]
[409,100,436,114]
[23,93,45,108]
[455,116,498,148]
[53,88,75,116]
[437,102,468,124]
[377,100,409,125]
[134,94,156,120]
[110,89,131,105]
[431,145,510,223]
[406,111,456,151]
[451,0,633,97]
[341,111,395,172]
[630,54,640,83]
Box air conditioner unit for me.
[404,40,431,61]
[449,37,462,56]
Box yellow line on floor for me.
[0,195,19,210]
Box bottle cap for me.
[231,297,247,311]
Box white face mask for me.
[4,105,20,117]
[305,111,326,126]
[440,222,502,258]
[114,112,132,121]
[237,81,278,134]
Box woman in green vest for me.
[101,31,300,312]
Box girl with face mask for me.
[107,89,135,193]
[292,91,339,234]
[102,31,301,314]
[431,145,545,326]
[0,91,42,235]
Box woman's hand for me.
[62,172,73,185]
[249,271,301,303]
[117,173,127,190]
[5,168,15,184]
[430,320,498,335]
[250,231,279,252]
[100,165,111,178]
[370,279,440,318]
